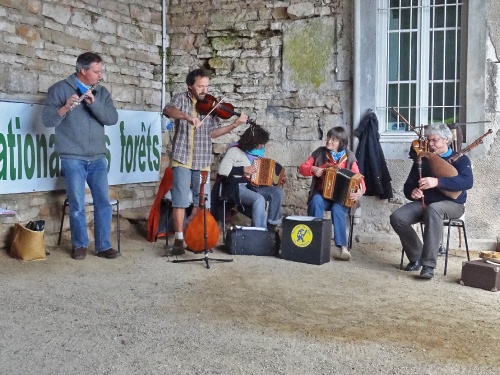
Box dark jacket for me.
[354,112,394,199]
[404,152,473,205]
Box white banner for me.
[0,101,162,194]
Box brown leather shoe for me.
[72,247,87,260]
[96,248,120,259]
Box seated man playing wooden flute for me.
[390,123,474,279]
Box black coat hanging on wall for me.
[354,111,394,200]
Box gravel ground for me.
[1,224,500,375]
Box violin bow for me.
[198,96,227,126]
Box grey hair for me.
[426,123,452,144]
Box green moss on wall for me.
[284,21,335,89]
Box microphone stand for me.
[171,194,233,269]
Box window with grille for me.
[377,0,463,133]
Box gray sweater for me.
[42,73,118,160]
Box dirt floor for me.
[1,221,500,375]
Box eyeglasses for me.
[427,137,443,144]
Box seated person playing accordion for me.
[299,127,365,261]
[217,125,284,231]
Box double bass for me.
[184,171,220,253]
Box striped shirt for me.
[169,91,220,170]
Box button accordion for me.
[321,167,363,208]
[250,158,285,187]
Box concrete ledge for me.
[354,233,498,252]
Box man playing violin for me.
[390,123,473,279]
[163,68,248,255]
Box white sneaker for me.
[332,247,342,260]
[340,246,351,261]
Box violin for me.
[195,94,256,125]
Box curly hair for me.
[238,125,270,152]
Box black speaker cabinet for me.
[281,216,332,265]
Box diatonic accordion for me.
[250,158,285,187]
[321,167,363,208]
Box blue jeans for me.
[238,184,283,228]
[61,157,112,252]
[308,192,349,247]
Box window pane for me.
[432,4,445,28]
[401,8,412,30]
[390,8,400,30]
[432,82,444,107]
[388,84,399,108]
[432,30,444,80]
[400,83,410,108]
[443,107,455,123]
[445,30,456,80]
[411,83,417,107]
[388,33,399,81]
[400,33,411,80]
[444,82,455,106]
[401,0,411,7]
[430,108,444,123]
[446,4,457,27]
[411,32,417,79]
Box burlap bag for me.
[10,223,46,261]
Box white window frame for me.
[353,0,487,159]
[376,0,462,136]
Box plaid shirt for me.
[169,91,220,170]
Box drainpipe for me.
[352,0,360,151]
[161,0,168,131]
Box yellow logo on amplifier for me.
[291,224,313,248]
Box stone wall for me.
[0,0,166,247]
[166,0,352,218]
[2,0,499,251]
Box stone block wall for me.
[0,0,166,248]
[166,0,352,219]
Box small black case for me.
[224,226,280,256]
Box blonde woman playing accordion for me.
[390,123,473,279]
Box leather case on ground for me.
[224,226,279,256]
[460,260,500,292]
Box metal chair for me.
[399,216,470,275]
[58,194,120,253]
